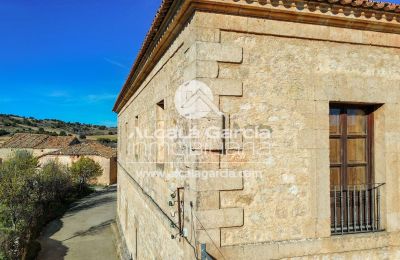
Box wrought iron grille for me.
[330,183,385,235]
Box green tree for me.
[70,157,102,190]
[0,151,39,259]
[0,152,89,259]
[36,161,72,209]
[59,131,67,136]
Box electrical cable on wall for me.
[117,161,199,259]
[191,204,227,260]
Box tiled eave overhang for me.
[113,0,400,113]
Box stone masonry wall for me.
[117,16,200,259]
[116,9,400,260]
[188,11,400,259]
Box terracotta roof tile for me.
[1,133,79,149]
[35,136,80,149]
[43,142,117,158]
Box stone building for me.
[39,142,118,185]
[0,133,80,161]
[113,0,400,259]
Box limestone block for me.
[315,115,329,132]
[196,171,243,191]
[196,208,243,229]
[296,100,315,115]
[224,114,244,151]
[195,42,243,63]
[296,129,316,149]
[362,30,400,48]
[196,191,220,210]
[193,12,248,32]
[329,27,363,44]
[194,27,221,43]
[316,148,330,174]
[197,228,221,245]
[387,212,400,232]
[315,218,332,238]
[219,96,242,114]
[189,116,224,151]
[183,60,219,81]
[316,129,329,149]
[201,78,243,96]
[186,151,220,171]
[185,44,197,63]
[221,243,280,260]
[219,153,249,170]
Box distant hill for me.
[0,114,117,146]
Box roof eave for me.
[113,0,400,113]
[113,0,182,113]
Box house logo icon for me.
[174,80,222,119]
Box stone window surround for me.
[317,102,396,238]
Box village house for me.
[113,0,400,259]
[0,133,80,161]
[0,133,117,185]
[39,142,118,185]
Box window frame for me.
[329,103,375,187]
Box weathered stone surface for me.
[200,78,243,96]
[196,171,243,191]
[196,208,244,229]
[116,5,400,260]
[190,42,243,63]
[197,191,220,210]
[183,60,219,80]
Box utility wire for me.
[117,161,198,259]
[192,210,227,260]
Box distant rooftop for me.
[1,133,79,149]
[42,141,117,159]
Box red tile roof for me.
[1,133,79,149]
[35,136,80,149]
[42,142,117,158]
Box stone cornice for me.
[113,0,400,113]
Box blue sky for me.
[0,0,399,126]
[0,0,161,126]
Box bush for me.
[0,130,9,136]
[97,138,116,144]
[70,157,102,191]
[59,131,67,136]
[0,152,86,259]
[0,151,40,259]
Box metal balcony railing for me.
[330,183,385,235]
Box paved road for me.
[38,186,118,260]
